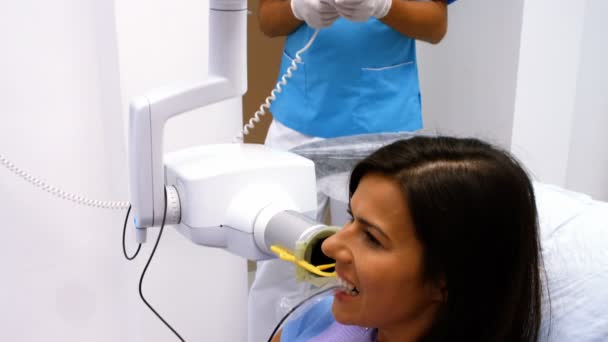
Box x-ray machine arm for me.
[129,0,247,238]
[126,0,335,266]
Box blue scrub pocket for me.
[354,60,422,133]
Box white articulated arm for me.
[128,0,247,241]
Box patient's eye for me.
[363,230,382,248]
[348,207,383,248]
[346,207,354,223]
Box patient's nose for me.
[321,226,352,264]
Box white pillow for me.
[534,182,608,341]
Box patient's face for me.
[322,172,442,335]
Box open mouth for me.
[337,276,360,296]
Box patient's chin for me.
[331,302,364,326]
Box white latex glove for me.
[291,0,340,29]
[333,0,392,22]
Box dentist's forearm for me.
[381,0,448,44]
[259,0,304,37]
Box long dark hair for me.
[349,136,545,342]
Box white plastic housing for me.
[128,2,247,230]
[164,144,318,260]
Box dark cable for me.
[121,189,185,341]
[138,188,186,342]
[122,204,141,260]
[266,285,338,342]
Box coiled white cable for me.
[0,153,130,210]
[234,28,321,143]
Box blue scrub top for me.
[270,0,457,138]
[270,18,422,138]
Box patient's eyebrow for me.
[348,204,390,241]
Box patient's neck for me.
[375,302,439,342]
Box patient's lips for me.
[336,275,359,302]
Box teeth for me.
[337,277,359,296]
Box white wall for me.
[0,1,247,341]
[511,0,608,201]
[510,0,586,186]
[418,0,525,149]
[565,0,608,200]
[419,0,608,201]
[0,1,129,340]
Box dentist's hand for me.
[333,0,392,22]
[291,0,340,29]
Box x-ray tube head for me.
[164,144,329,260]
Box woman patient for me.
[273,136,545,342]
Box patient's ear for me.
[430,276,447,303]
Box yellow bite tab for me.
[270,245,336,278]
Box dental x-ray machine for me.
[128,0,335,276]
